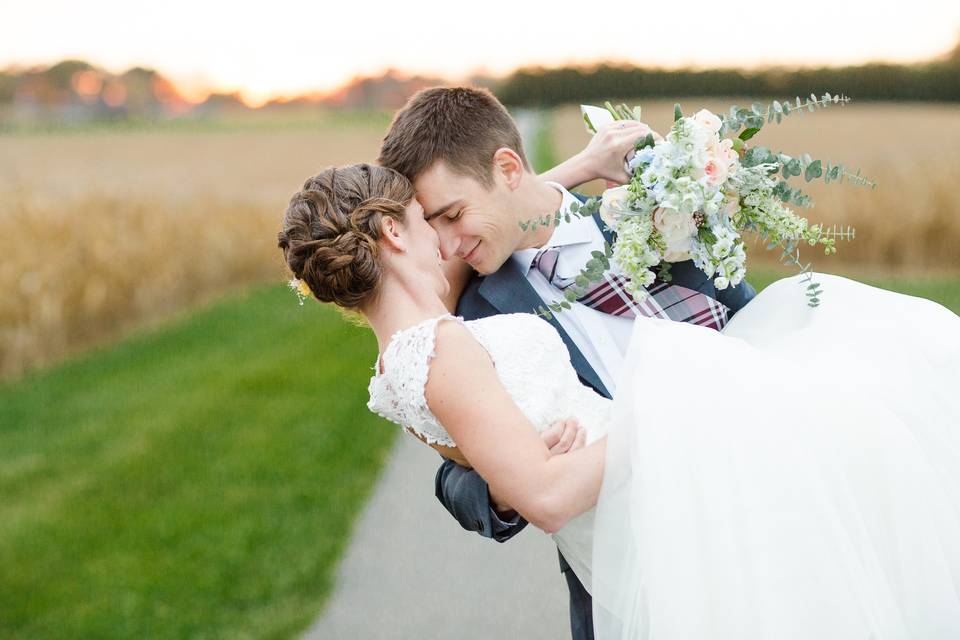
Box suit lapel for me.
[478,258,610,399]
[591,211,616,245]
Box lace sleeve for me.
[366,314,463,447]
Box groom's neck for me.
[514,174,564,251]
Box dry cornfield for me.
[2,103,959,379]
[0,115,389,379]
[550,101,960,269]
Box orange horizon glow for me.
[3,0,959,108]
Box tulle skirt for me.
[592,274,960,639]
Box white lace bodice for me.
[367,312,613,592]
[367,313,611,448]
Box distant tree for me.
[196,92,248,113]
[949,36,960,66]
[324,69,444,109]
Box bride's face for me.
[398,197,450,299]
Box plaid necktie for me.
[532,247,729,331]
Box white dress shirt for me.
[511,182,635,395]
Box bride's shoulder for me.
[379,314,464,369]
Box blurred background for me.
[2,1,959,638]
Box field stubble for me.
[551,101,960,269]
[2,103,959,379]
[0,118,388,379]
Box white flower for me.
[693,109,723,134]
[653,207,697,261]
[711,235,734,259]
[598,185,632,227]
[713,276,730,290]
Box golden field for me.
[551,100,960,268]
[2,103,959,379]
[0,113,390,379]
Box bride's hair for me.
[277,164,414,309]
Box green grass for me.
[1,269,958,639]
[0,284,396,639]
[748,266,960,313]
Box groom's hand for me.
[489,418,586,515]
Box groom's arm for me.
[434,417,585,541]
[435,461,528,542]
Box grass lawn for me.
[0,284,395,639]
[748,266,960,313]
[1,270,958,639]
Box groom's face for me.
[414,161,518,275]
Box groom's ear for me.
[492,147,524,191]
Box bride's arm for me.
[425,321,606,533]
[539,120,657,188]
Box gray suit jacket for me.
[435,207,757,639]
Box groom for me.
[379,86,756,639]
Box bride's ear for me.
[379,215,406,254]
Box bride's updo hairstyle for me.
[277,164,415,310]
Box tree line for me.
[495,60,960,107]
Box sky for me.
[3,0,959,105]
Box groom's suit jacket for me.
[437,203,757,640]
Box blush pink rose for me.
[704,159,728,186]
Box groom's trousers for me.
[436,460,594,640]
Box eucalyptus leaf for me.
[804,159,822,181]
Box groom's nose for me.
[436,229,460,262]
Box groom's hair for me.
[378,86,530,188]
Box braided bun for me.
[278,164,414,309]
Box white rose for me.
[652,207,697,261]
[693,109,723,134]
[598,185,632,226]
[713,276,730,290]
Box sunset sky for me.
[3,0,959,105]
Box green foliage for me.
[740,143,874,191]
[0,284,396,639]
[518,197,600,235]
[718,93,850,138]
[496,62,960,108]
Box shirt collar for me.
[514,182,595,275]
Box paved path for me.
[303,434,569,639]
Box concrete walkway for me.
[303,434,569,639]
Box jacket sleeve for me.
[434,458,529,542]
[717,278,757,317]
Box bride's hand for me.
[541,418,587,456]
[582,120,661,185]
[541,121,662,189]
[488,418,586,515]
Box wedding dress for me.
[368,273,960,639]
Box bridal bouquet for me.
[529,96,872,311]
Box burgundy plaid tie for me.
[533,247,729,331]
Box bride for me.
[277,159,960,638]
